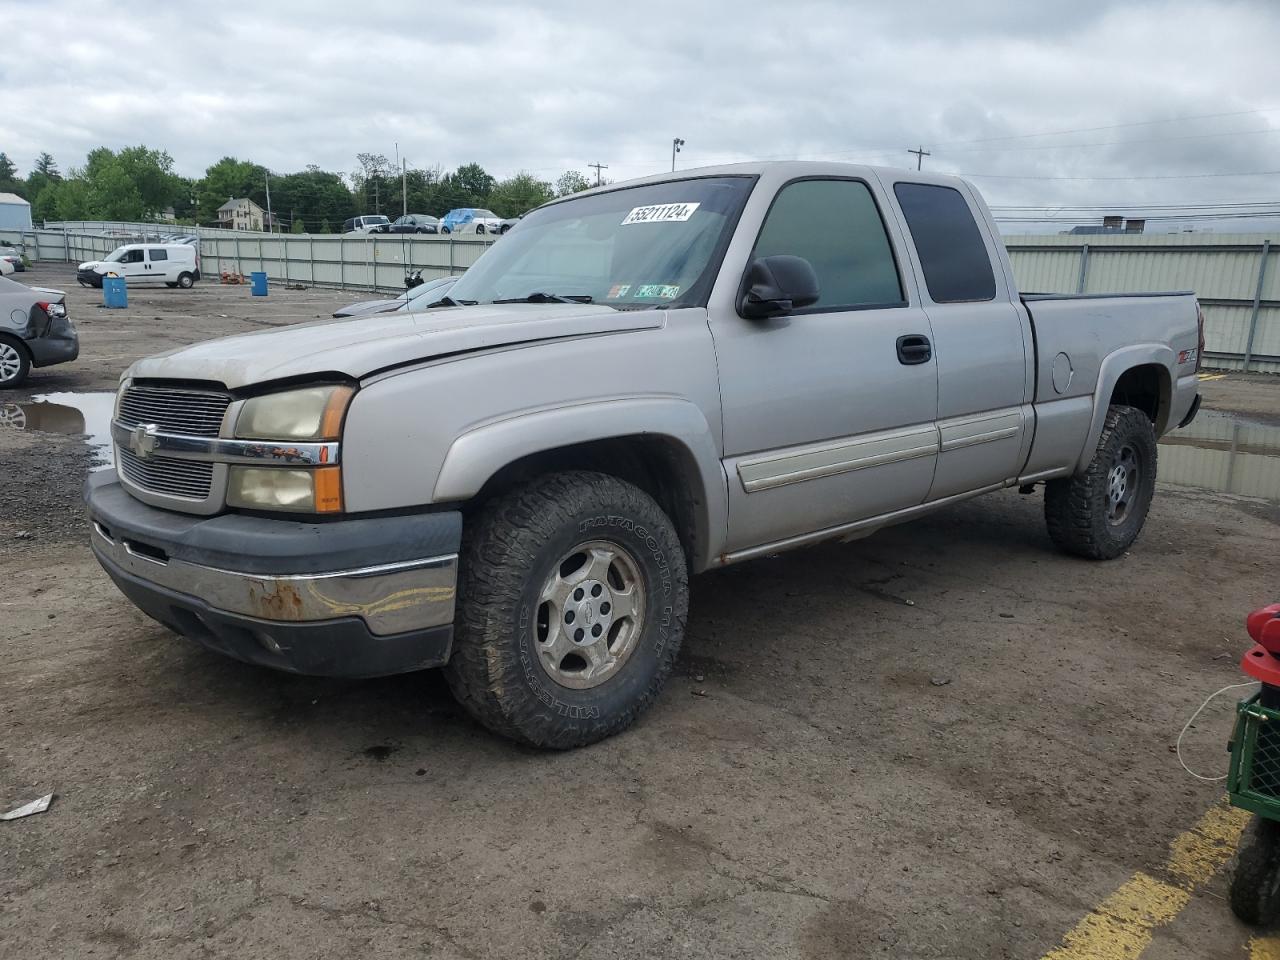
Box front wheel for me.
[1044,405,1157,560]
[445,471,689,749]
[1232,817,1280,924]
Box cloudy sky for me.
[3,0,1280,231]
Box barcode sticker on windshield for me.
[622,202,700,225]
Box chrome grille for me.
[119,449,214,500]
[118,385,231,437]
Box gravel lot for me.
[2,264,1279,959]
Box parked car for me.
[76,243,201,289]
[342,215,391,235]
[496,216,521,235]
[440,208,503,234]
[332,275,458,318]
[1,246,26,272]
[0,257,13,277]
[0,276,77,388]
[376,214,440,235]
[86,161,1203,749]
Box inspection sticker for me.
[634,284,681,299]
[622,202,700,225]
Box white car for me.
[76,243,201,289]
[0,257,13,277]
[440,208,504,235]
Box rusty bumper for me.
[85,473,461,677]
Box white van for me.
[76,244,201,289]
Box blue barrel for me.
[250,271,268,297]
[102,277,127,309]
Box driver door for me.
[712,177,940,554]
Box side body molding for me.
[432,397,729,572]
[1075,343,1174,474]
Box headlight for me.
[229,385,353,513]
[234,385,353,441]
[227,466,344,513]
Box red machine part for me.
[1241,603,1280,685]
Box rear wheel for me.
[0,336,31,389]
[445,471,689,748]
[176,272,195,289]
[1045,405,1157,559]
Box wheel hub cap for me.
[534,540,645,690]
[0,343,20,382]
[1107,445,1139,525]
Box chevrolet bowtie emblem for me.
[129,423,159,459]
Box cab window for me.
[148,248,168,262]
[752,179,904,311]
[893,183,996,303]
[120,248,144,264]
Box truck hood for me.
[127,303,666,389]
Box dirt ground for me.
[2,264,1279,959]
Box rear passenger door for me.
[713,177,940,554]
[144,247,169,285]
[881,177,1033,501]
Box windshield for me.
[104,247,128,263]
[366,216,389,225]
[449,176,754,309]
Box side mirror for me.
[739,255,820,319]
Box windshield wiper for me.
[493,292,593,304]
[426,295,478,308]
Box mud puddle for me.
[1160,411,1280,501]
[0,392,115,469]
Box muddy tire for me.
[1044,405,1157,560]
[0,335,31,389]
[444,471,689,749]
[1231,817,1280,925]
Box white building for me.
[217,197,265,232]
[0,193,33,231]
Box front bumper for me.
[76,269,103,287]
[85,472,462,678]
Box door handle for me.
[896,334,932,365]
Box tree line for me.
[0,147,597,233]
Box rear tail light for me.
[1195,302,1206,372]
[1248,603,1280,653]
[36,302,67,319]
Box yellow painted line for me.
[1041,873,1188,960]
[1252,937,1280,960]
[1198,373,1227,381]
[1038,800,1250,960]
[1165,802,1251,888]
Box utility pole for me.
[671,137,685,172]
[395,142,407,219]
[588,162,608,187]
[264,171,273,233]
[908,145,931,171]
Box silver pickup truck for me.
[86,161,1203,748]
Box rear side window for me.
[893,183,995,303]
[149,249,168,261]
[752,179,903,311]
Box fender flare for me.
[1075,343,1175,474]
[432,396,728,570]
